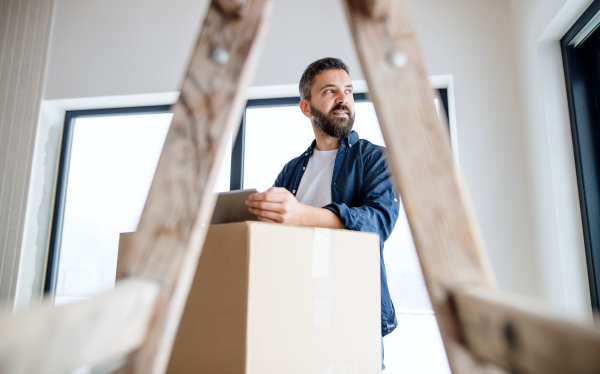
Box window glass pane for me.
[243,106,314,191]
[352,102,386,146]
[243,100,450,373]
[55,112,231,305]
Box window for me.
[45,106,231,304]
[47,89,451,373]
[562,0,600,312]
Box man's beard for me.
[310,102,355,139]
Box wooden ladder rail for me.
[1,0,600,373]
[343,0,501,372]
[111,0,274,372]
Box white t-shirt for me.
[295,148,337,208]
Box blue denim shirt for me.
[274,131,399,336]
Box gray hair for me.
[299,58,350,101]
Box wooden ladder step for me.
[0,279,158,374]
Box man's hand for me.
[245,187,344,229]
[245,187,307,225]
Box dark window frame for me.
[45,90,449,294]
[45,105,171,295]
[561,0,600,311]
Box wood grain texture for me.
[342,0,502,372]
[116,0,275,373]
[348,0,392,18]
[216,0,247,17]
[0,278,158,374]
[116,232,135,281]
[453,288,600,374]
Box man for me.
[245,58,398,369]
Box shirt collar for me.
[344,130,359,146]
[305,131,359,155]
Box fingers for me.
[247,192,263,201]
[245,188,296,224]
[247,192,269,202]
[247,187,289,203]
[248,207,282,223]
[245,200,285,213]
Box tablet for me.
[210,189,260,225]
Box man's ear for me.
[299,100,312,118]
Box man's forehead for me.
[313,69,352,88]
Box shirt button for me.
[293,190,296,193]
[394,198,398,202]
[303,167,306,170]
[349,143,352,147]
[305,153,308,156]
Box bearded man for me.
[245,57,398,369]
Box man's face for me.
[303,69,355,139]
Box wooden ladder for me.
[2,0,600,373]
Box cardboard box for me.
[167,221,381,373]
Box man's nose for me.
[336,91,350,105]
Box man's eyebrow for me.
[319,84,336,91]
[319,83,354,91]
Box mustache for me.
[330,103,352,115]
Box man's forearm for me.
[299,205,345,229]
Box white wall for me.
[507,0,593,321]
[18,0,551,311]
[410,0,538,298]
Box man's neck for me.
[312,125,341,151]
